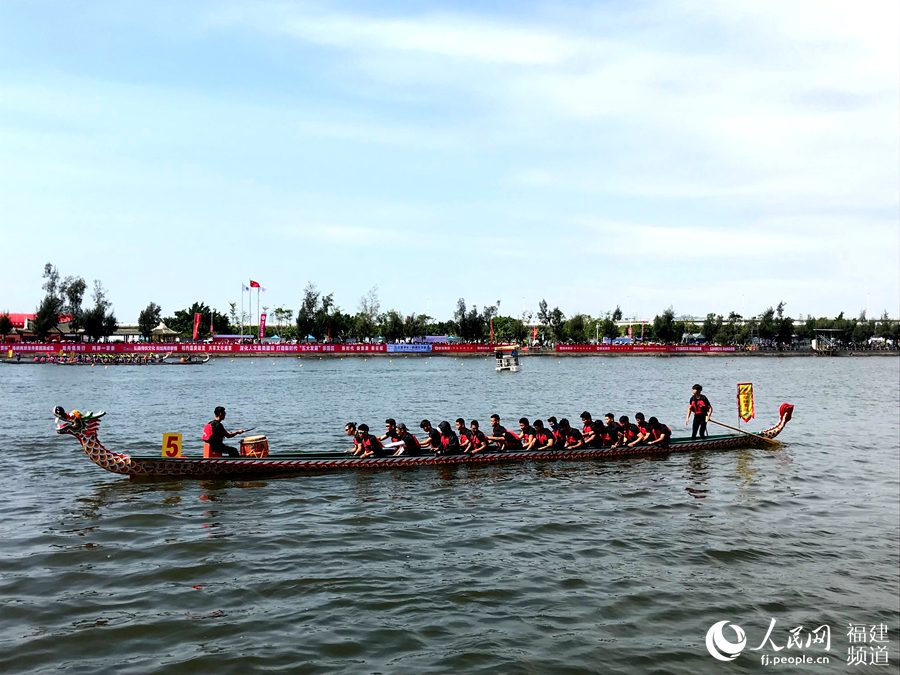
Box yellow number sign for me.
[162,432,183,458]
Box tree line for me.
[2,266,898,345]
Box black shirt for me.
[208,420,228,449]
[492,423,521,449]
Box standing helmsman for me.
[685,384,713,439]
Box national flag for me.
[737,382,755,422]
[242,284,249,292]
[249,280,261,288]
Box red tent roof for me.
[5,313,73,329]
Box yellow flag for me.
[737,382,755,422]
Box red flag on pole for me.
[249,280,261,288]
[490,318,494,343]
[192,313,201,341]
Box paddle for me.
[708,418,780,446]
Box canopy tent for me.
[151,322,178,337]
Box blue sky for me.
[1,1,898,323]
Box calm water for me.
[1,355,898,674]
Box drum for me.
[240,435,269,458]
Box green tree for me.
[652,307,678,344]
[312,293,335,341]
[549,307,566,341]
[599,315,619,340]
[163,302,229,340]
[404,313,429,339]
[296,283,319,342]
[138,302,162,339]
[492,315,527,342]
[612,305,623,321]
[33,263,66,339]
[757,307,777,341]
[382,310,405,342]
[537,299,551,327]
[703,313,723,342]
[563,314,591,343]
[0,312,12,338]
[81,281,118,341]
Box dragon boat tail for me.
[54,404,794,480]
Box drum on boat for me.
[240,435,269,458]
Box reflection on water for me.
[1,356,898,673]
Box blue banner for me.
[386,343,432,353]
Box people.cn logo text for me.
[706,620,748,662]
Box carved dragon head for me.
[54,406,105,438]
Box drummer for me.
[206,406,247,457]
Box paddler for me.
[393,423,422,456]
[436,421,461,455]
[455,418,473,453]
[613,415,639,448]
[627,413,651,447]
[558,418,584,449]
[685,384,713,439]
[468,420,489,453]
[601,413,618,447]
[487,414,522,451]
[530,419,556,451]
[357,423,388,458]
[344,422,362,454]
[647,417,672,448]
[379,418,404,452]
[518,417,536,449]
[419,419,443,453]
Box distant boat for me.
[495,345,521,372]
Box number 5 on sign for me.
[162,432,183,458]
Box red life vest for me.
[690,396,710,415]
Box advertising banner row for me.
[1,343,736,355]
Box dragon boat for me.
[2,353,210,365]
[54,404,794,480]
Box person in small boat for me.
[685,383,713,439]
[488,414,521,451]
[613,415,639,448]
[205,406,247,458]
[393,422,422,456]
[344,422,362,454]
[357,424,387,458]
[529,419,555,451]
[518,417,536,448]
[628,412,651,447]
[558,418,584,449]
[455,418,473,453]
[419,419,443,453]
[468,420,489,453]
[647,417,672,448]
[433,421,460,455]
